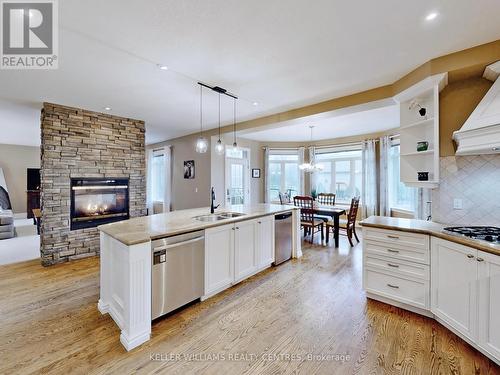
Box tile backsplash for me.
[432,155,500,226]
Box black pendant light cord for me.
[218,93,221,141]
[199,85,203,137]
[233,98,236,144]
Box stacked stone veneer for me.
[40,103,146,266]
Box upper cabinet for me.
[394,73,448,188]
[453,61,500,155]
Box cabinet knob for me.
[387,235,399,239]
[258,221,261,224]
[467,254,475,259]
[387,263,400,268]
[477,257,484,262]
[387,284,399,289]
[387,249,400,254]
[236,227,239,230]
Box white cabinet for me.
[477,251,500,360]
[256,215,275,267]
[234,220,257,282]
[204,223,234,295]
[362,227,430,311]
[204,215,276,298]
[431,238,478,341]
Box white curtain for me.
[298,147,305,195]
[146,146,172,215]
[146,149,154,215]
[379,135,391,217]
[308,146,315,194]
[361,139,377,219]
[163,146,172,213]
[264,147,270,203]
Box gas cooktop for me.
[443,226,500,243]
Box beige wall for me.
[149,134,212,210]
[439,76,492,156]
[0,143,40,214]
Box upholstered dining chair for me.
[317,193,336,206]
[293,195,324,243]
[326,196,360,246]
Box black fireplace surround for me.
[70,178,129,230]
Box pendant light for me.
[195,85,208,153]
[299,126,323,172]
[232,97,238,150]
[214,93,225,155]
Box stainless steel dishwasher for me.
[274,212,293,265]
[151,230,204,320]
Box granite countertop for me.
[360,216,500,256]
[98,203,298,246]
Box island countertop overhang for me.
[98,204,299,246]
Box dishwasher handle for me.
[153,236,204,251]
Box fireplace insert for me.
[70,178,129,230]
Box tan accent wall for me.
[439,77,492,156]
[0,143,40,214]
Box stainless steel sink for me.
[193,214,225,222]
[192,212,246,222]
[219,212,246,218]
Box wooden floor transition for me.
[0,235,499,375]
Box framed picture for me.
[184,160,195,179]
[252,168,261,178]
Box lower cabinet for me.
[431,238,478,341]
[204,223,234,295]
[431,237,500,363]
[477,251,500,360]
[204,215,275,297]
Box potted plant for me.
[311,189,317,200]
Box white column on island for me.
[292,209,302,258]
[98,232,152,351]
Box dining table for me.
[287,202,347,247]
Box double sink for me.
[193,212,246,222]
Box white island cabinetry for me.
[204,216,275,299]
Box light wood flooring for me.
[0,235,499,375]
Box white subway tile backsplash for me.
[432,155,500,226]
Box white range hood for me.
[453,61,500,155]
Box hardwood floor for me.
[0,235,498,375]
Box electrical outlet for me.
[453,198,463,210]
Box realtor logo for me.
[1,0,58,69]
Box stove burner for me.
[444,226,500,243]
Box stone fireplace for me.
[70,178,129,230]
[40,103,146,266]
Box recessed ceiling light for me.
[104,107,111,111]
[158,64,168,70]
[425,12,438,21]
[252,102,259,106]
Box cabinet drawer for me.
[365,240,430,265]
[364,227,429,251]
[365,255,429,280]
[364,268,429,309]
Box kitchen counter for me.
[360,216,500,256]
[97,203,301,351]
[98,203,299,246]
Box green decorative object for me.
[311,189,317,199]
[417,141,429,152]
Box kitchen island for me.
[97,204,300,351]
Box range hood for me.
[453,61,500,155]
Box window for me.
[151,150,166,202]
[314,148,362,203]
[268,151,300,202]
[388,140,416,212]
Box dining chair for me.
[317,193,336,206]
[326,196,360,246]
[293,196,324,243]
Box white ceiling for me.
[241,104,400,142]
[0,0,499,147]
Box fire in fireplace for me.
[70,178,129,230]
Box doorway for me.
[225,148,250,205]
